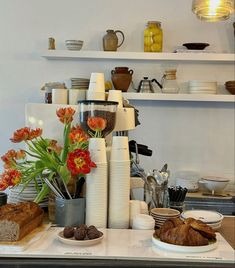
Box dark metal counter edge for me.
[0,258,234,268]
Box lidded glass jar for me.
[144,21,163,52]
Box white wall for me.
[0,0,234,186]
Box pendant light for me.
[192,0,234,22]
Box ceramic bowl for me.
[183,43,209,50]
[200,176,230,193]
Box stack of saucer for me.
[150,208,180,228]
[71,78,90,89]
[7,180,48,208]
[86,138,108,228]
[108,136,130,229]
[132,214,155,230]
[188,80,217,94]
[181,209,224,230]
[65,40,83,50]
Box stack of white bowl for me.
[150,208,180,228]
[87,73,106,100]
[108,136,130,229]
[188,80,217,94]
[65,40,83,50]
[85,138,108,228]
[181,209,224,230]
[132,214,155,230]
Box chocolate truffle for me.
[63,227,74,238]
[87,229,100,240]
[74,227,86,240]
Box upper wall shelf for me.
[42,50,235,62]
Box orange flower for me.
[69,125,88,144]
[0,169,22,188]
[1,149,25,169]
[67,149,96,176]
[56,107,75,124]
[87,117,107,132]
[0,178,8,191]
[10,127,30,143]
[47,140,62,154]
[28,128,42,140]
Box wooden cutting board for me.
[0,223,51,252]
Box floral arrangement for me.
[0,107,96,203]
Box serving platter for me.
[57,231,103,246]
[152,234,218,253]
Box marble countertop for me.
[0,226,234,268]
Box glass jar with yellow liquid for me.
[144,21,163,52]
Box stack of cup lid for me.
[181,209,224,230]
[188,80,217,94]
[132,214,155,230]
[150,208,180,228]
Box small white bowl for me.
[200,176,229,194]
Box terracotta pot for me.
[114,67,130,74]
[111,72,133,92]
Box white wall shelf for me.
[122,92,235,102]
[42,50,235,62]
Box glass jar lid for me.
[147,21,161,26]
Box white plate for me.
[57,231,103,246]
[152,235,218,253]
[181,210,223,223]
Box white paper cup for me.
[112,136,129,150]
[89,138,107,163]
[88,81,105,92]
[68,89,86,104]
[90,72,105,83]
[108,90,123,108]
[129,200,141,227]
[86,90,105,100]
[52,88,68,104]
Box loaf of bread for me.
[0,201,44,241]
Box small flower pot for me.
[55,197,85,227]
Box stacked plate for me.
[188,80,217,94]
[71,78,90,89]
[225,80,235,95]
[181,210,224,230]
[65,40,83,51]
[150,208,180,228]
[7,181,48,208]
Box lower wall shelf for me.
[122,93,235,102]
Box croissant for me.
[184,217,216,239]
[159,223,209,246]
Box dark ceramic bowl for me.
[183,43,210,50]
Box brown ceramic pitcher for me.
[103,29,125,51]
[111,67,133,92]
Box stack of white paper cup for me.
[108,136,130,229]
[108,90,123,108]
[87,73,105,100]
[86,138,108,228]
[52,88,68,104]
